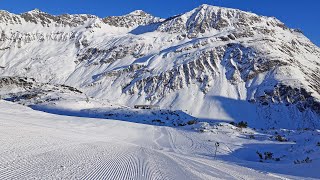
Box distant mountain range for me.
[0,4,319,128]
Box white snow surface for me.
[0,4,320,179]
[0,100,319,179]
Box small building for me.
[134,105,160,110]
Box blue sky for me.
[0,0,319,46]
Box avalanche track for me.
[0,101,308,179]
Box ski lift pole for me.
[214,142,220,159]
[85,93,89,103]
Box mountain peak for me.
[158,4,285,36]
[0,10,10,14]
[26,8,45,14]
[128,10,148,16]
[103,10,162,28]
[198,4,211,9]
[196,4,223,11]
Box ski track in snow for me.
[0,101,305,179]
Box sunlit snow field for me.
[0,100,319,179]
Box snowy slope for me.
[0,100,319,179]
[0,5,319,128]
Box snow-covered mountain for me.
[0,4,319,129]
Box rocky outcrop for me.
[256,84,320,114]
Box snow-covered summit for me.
[128,10,148,16]
[102,10,163,28]
[158,4,285,36]
[24,8,44,14]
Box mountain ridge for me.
[0,4,319,129]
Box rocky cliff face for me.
[0,5,319,128]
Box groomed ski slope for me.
[0,100,318,180]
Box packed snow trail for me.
[0,101,312,179]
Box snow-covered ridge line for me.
[0,4,288,30]
[0,7,163,29]
[0,4,319,129]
